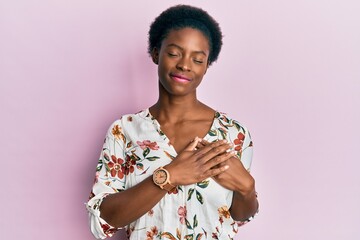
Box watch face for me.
[154,169,167,185]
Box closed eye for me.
[168,52,178,57]
[194,59,204,64]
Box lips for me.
[170,73,192,82]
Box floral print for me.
[86,109,256,239]
[137,140,160,150]
[233,132,245,151]
[218,206,231,220]
[178,206,187,224]
[108,155,125,179]
[146,226,159,240]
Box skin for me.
[100,27,258,228]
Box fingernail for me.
[224,165,229,170]
[222,139,227,143]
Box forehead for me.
[161,27,210,53]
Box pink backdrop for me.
[1,0,359,239]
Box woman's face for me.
[153,27,210,96]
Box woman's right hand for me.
[165,137,235,186]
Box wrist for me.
[153,166,177,192]
[163,164,179,186]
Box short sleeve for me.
[236,127,253,171]
[231,125,259,226]
[85,120,127,239]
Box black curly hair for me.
[148,5,223,66]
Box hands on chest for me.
[164,137,254,195]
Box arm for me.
[101,138,235,227]
[209,154,258,222]
[86,127,234,238]
[198,129,259,222]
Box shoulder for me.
[214,111,251,136]
[105,109,150,137]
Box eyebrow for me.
[166,43,208,56]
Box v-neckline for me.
[144,108,219,155]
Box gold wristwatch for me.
[153,166,176,192]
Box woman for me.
[87,5,259,240]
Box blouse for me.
[86,108,256,239]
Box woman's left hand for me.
[197,140,254,195]
[197,139,258,221]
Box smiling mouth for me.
[170,73,192,82]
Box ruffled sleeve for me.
[86,120,127,239]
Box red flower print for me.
[100,222,117,236]
[124,155,136,175]
[233,132,245,151]
[137,140,159,150]
[178,206,187,224]
[108,155,125,179]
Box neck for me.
[149,83,204,123]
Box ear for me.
[151,48,159,65]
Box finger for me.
[200,139,210,145]
[184,137,202,151]
[196,140,232,160]
[196,141,207,149]
[204,164,229,178]
[195,139,227,155]
[204,150,236,169]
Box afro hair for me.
[148,5,223,66]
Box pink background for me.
[1,0,359,239]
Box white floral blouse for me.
[86,109,257,240]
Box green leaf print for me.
[196,190,204,204]
[130,151,141,161]
[185,218,193,230]
[208,129,217,136]
[223,115,230,123]
[161,232,176,240]
[184,234,194,240]
[136,163,144,170]
[218,128,227,139]
[143,147,150,157]
[104,162,110,172]
[195,233,203,240]
[103,153,110,161]
[176,228,181,240]
[201,228,207,238]
[146,156,160,161]
[196,180,209,189]
[218,120,229,130]
[96,159,103,172]
[187,188,195,201]
[193,214,198,228]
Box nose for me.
[176,57,191,72]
